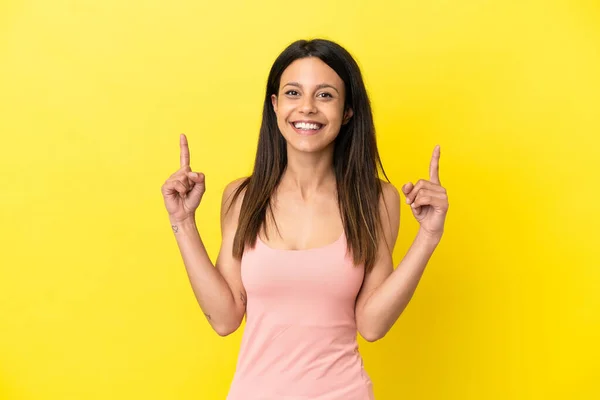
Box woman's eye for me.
[285,90,299,96]
[318,92,333,98]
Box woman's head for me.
[270,56,352,154]
[264,39,372,158]
[231,39,389,273]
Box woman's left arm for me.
[356,145,449,342]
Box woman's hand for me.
[401,145,449,240]
[161,134,206,223]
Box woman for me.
[161,39,449,400]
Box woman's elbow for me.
[215,326,236,337]
[213,315,244,337]
[359,328,384,343]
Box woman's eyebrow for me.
[283,82,340,94]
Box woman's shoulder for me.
[377,179,401,246]
[221,177,248,215]
[224,176,250,196]
[221,176,251,215]
[378,179,400,206]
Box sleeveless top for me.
[226,230,375,400]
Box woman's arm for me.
[355,181,440,342]
[171,178,248,336]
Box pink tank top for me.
[226,230,375,400]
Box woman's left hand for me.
[401,145,449,240]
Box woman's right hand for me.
[161,134,206,223]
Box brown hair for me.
[227,39,390,273]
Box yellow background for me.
[1,0,598,399]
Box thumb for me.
[187,171,206,193]
[401,182,412,195]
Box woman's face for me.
[271,57,353,154]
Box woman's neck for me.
[280,146,336,199]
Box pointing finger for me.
[180,133,190,168]
[429,145,441,185]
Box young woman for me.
[161,39,449,400]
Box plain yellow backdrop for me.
[1,0,598,399]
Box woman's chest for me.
[240,238,365,304]
[262,192,343,251]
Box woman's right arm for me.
[169,178,247,336]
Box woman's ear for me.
[271,94,278,113]
[342,107,354,125]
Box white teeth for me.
[293,122,321,130]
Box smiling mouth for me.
[290,121,325,135]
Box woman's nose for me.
[299,96,317,114]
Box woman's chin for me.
[287,139,336,154]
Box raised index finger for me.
[180,133,190,168]
[429,145,441,185]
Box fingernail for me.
[406,198,411,204]
[189,172,198,178]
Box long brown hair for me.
[228,39,390,273]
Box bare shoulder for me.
[378,179,401,250]
[221,176,250,220]
[379,179,401,215]
[223,176,249,202]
